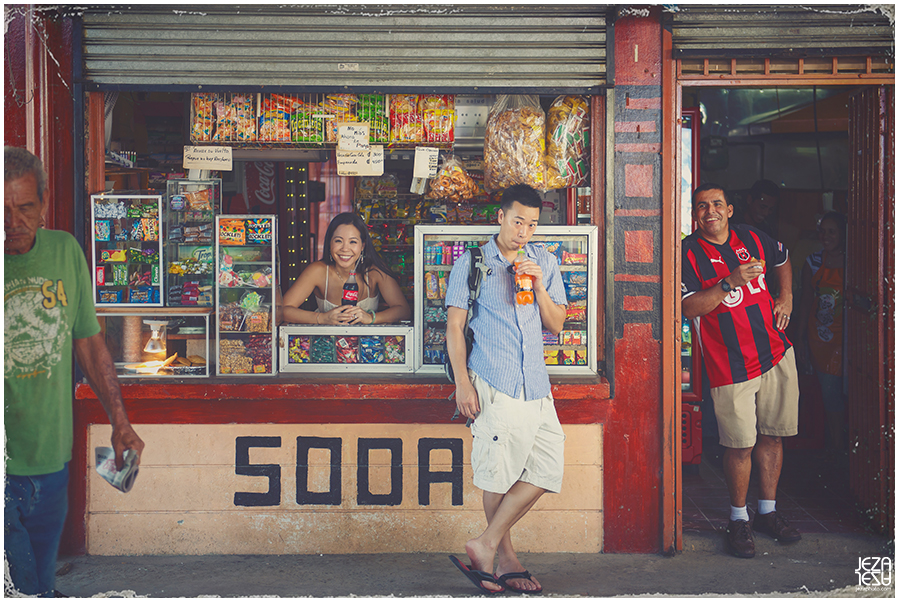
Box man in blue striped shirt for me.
[446,185,567,595]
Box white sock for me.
[730,505,750,522]
[758,499,776,515]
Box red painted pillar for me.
[4,6,30,148]
[603,7,666,553]
[3,6,75,233]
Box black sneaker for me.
[725,519,756,558]
[753,510,802,543]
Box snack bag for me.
[219,219,246,246]
[259,96,291,142]
[233,94,257,141]
[213,97,236,142]
[545,95,590,189]
[390,94,423,142]
[358,94,389,143]
[426,155,478,203]
[190,93,215,142]
[484,95,546,192]
[420,94,455,143]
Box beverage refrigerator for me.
[414,224,599,376]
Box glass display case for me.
[95,308,212,378]
[278,325,414,373]
[164,178,221,307]
[414,225,598,376]
[91,192,164,306]
[215,215,277,376]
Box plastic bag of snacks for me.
[259,96,291,142]
[212,97,236,142]
[484,95,546,192]
[420,94,455,143]
[426,155,479,203]
[545,95,590,189]
[390,94,424,142]
[233,95,257,141]
[323,93,359,143]
[358,94,389,143]
[190,93,216,142]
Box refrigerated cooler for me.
[414,225,599,376]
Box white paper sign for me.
[414,147,440,178]
[336,145,384,176]
[337,123,371,151]
[183,146,233,171]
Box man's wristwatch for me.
[720,279,732,293]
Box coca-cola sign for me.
[227,161,278,214]
[250,161,276,207]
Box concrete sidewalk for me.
[49,531,894,598]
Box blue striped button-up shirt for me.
[445,236,567,401]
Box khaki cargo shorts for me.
[711,347,800,449]
[468,371,566,494]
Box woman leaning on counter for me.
[282,212,411,326]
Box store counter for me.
[67,376,610,556]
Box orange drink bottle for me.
[515,246,534,304]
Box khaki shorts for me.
[468,371,566,494]
[711,347,800,449]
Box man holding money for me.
[4,147,145,596]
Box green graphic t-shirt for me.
[5,228,100,475]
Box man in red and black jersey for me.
[682,183,801,559]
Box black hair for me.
[321,212,398,287]
[818,211,847,249]
[749,179,781,200]
[691,183,729,208]
[500,184,543,211]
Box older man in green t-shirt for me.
[4,147,145,597]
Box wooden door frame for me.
[663,27,893,551]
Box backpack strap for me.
[466,247,486,313]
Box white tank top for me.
[316,267,380,313]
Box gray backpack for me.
[443,247,488,383]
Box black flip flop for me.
[498,570,543,595]
[449,555,505,595]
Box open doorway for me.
[679,84,892,536]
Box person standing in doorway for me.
[445,184,567,594]
[734,179,781,239]
[682,182,801,559]
[796,211,848,456]
[5,147,145,596]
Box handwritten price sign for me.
[336,145,384,176]
[183,146,233,171]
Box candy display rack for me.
[189,92,454,149]
[278,325,414,373]
[215,215,278,376]
[91,192,164,306]
[413,225,599,376]
[164,178,221,307]
[95,307,213,378]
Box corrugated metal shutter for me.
[80,5,607,92]
[668,5,894,58]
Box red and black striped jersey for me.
[681,224,792,388]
